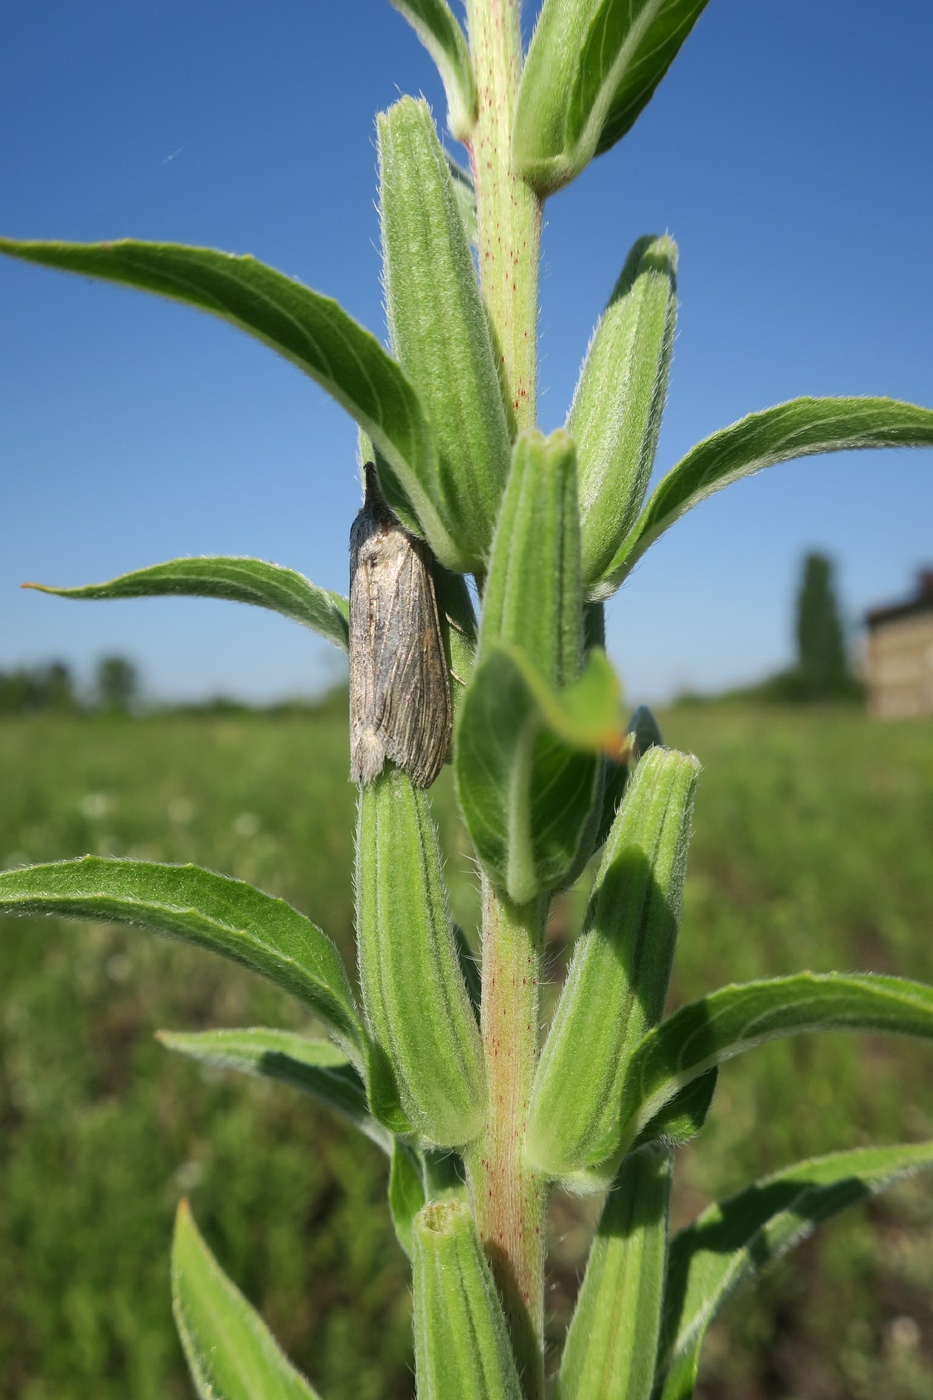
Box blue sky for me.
[1,0,931,704]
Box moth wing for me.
[373,538,452,788]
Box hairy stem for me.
[462,3,546,1392]
[466,879,548,1400]
[465,0,541,432]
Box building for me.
[864,571,933,718]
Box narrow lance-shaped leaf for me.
[0,236,472,570]
[657,1140,933,1400]
[0,858,364,1060]
[525,747,700,1179]
[556,1147,672,1400]
[27,556,350,651]
[389,1141,427,1258]
[156,1027,392,1154]
[605,397,933,591]
[456,643,627,904]
[379,98,511,566]
[172,1199,322,1400]
[514,0,711,195]
[570,235,678,595]
[389,0,478,140]
[356,766,486,1146]
[432,560,478,734]
[618,972,933,1158]
[412,1199,523,1400]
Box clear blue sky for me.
[2,0,931,703]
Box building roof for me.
[865,570,933,629]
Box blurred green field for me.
[2,701,933,1399]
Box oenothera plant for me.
[3,3,933,1397]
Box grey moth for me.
[349,464,452,788]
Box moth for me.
[349,463,452,788]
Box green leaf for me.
[0,857,364,1058]
[455,644,626,903]
[656,1140,933,1400]
[356,766,486,1146]
[571,236,678,594]
[618,972,933,1158]
[172,1198,322,1400]
[481,429,584,687]
[606,397,933,591]
[389,1141,427,1257]
[156,1027,392,1154]
[389,0,478,140]
[412,1199,523,1400]
[27,556,350,651]
[555,1147,672,1400]
[525,748,700,1178]
[432,561,478,739]
[453,923,482,1022]
[379,98,511,567]
[514,0,710,195]
[573,0,712,159]
[0,235,471,571]
[631,1068,717,1153]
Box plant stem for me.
[462,4,546,1392]
[466,879,548,1400]
[465,0,541,432]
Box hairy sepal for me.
[656,1141,933,1400]
[481,429,584,687]
[603,396,933,592]
[356,766,486,1146]
[555,1147,672,1400]
[412,1199,523,1400]
[514,0,711,195]
[618,972,933,1157]
[525,747,700,1177]
[379,98,511,569]
[570,236,677,593]
[455,644,627,904]
[27,556,350,651]
[172,1199,321,1400]
[0,857,364,1058]
[0,236,471,570]
[156,1027,392,1154]
[389,0,477,140]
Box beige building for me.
[865,571,933,718]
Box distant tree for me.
[752,553,863,702]
[796,553,850,694]
[96,656,139,712]
[0,662,76,714]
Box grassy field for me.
[2,700,933,1399]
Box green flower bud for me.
[555,1148,671,1400]
[525,747,700,1177]
[481,428,584,687]
[378,97,511,570]
[570,235,677,597]
[356,766,486,1146]
[412,1200,523,1400]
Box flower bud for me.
[525,747,700,1177]
[356,766,486,1146]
